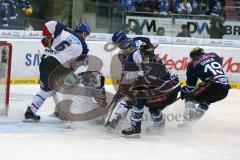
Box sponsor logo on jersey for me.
[66,35,80,45]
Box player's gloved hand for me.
[113,91,125,102]
[181,86,192,100]
[126,98,135,107]
[41,37,52,48]
[113,82,131,102]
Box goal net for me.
[0,42,12,115]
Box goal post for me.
[0,41,12,116]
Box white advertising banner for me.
[1,38,240,84]
[126,15,240,39]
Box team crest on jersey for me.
[66,35,81,45]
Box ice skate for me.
[146,113,166,133]
[105,115,121,129]
[24,107,41,122]
[122,122,141,138]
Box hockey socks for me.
[29,89,53,114]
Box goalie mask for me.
[77,71,105,89]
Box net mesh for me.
[0,45,9,115]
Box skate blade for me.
[146,126,165,134]
[22,119,40,123]
[177,122,192,129]
[48,113,57,118]
[121,134,141,138]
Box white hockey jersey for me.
[121,50,144,85]
[42,21,89,68]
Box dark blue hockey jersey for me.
[186,52,229,89]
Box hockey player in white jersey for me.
[24,21,91,121]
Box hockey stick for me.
[104,100,118,126]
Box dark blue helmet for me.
[75,23,91,35]
[112,31,128,44]
[119,38,135,50]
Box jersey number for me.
[55,41,71,52]
[204,62,223,75]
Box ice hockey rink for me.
[0,85,239,160]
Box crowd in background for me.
[0,0,229,39]
[120,0,225,17]
[0,0,32,29]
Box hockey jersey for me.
[121,49,143,85]
[42,21,89,68]
[186,52,229,89]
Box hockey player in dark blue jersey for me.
[105,39,181,137]
[180,47,230,126]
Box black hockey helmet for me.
[189,47,204,60]
[140,42,154,56]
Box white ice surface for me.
[0,85,240,160]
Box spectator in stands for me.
[190,0,201,14]
[177,0,192,14]
[0,1,8,27]
[172,0,181,13]
[79,17,87,23]
[121,0,136,12]
[156,0,169,15]
[177,24,191,37]
[136,0,156,12]
[131,24,143,34]
[156,27,165,36]
[206,0,225,16]
[8,0,18,20]
[123,23,131,34]
[209,16,225,39]
[25,19,34,30]
[198,0,208,15]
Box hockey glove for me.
[181,86,193,100]
[41,37,52,48]
[113,83,131,102]
[113,92,124,102]
[126,98,135,107]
